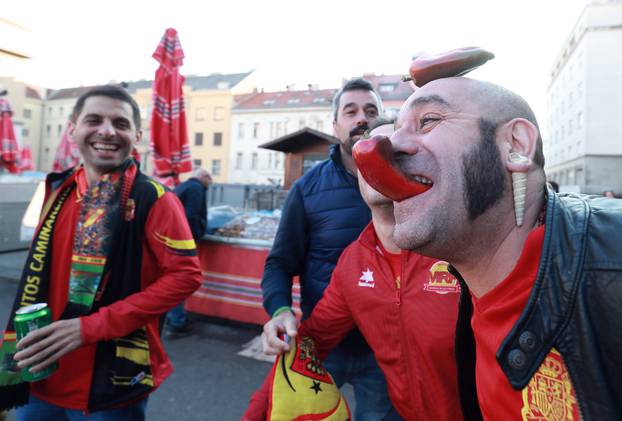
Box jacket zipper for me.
[395,276,401,305]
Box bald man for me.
[368,77,622,420]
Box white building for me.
[228,87,336,185]
[545,0,622,194]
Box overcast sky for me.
[5,0,591,136]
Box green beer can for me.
[14,303,58,382]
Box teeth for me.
[413,175,433,185]
[93,143,119,151]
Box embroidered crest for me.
[424,261,460,294]
[521,348,580,421]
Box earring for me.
[508,152,529,227]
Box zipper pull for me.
[395,276,401,305]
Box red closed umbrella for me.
[0,97,20,174]
[52,121,81,172]
[19,143,34,171]
[149,28,192,186]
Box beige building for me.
[0,17,32,80]
[0,77,45,169]
[126,72,256,182]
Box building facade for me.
[228,74,413,185]
[229,87,336,185]
[545,0,622,194]
[0,77,44,169]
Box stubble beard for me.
[392,118,507,259]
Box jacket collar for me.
[496,187,590,389]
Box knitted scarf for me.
[0,160,154,411]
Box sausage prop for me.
[353,135,431,202]
[403,47,495,87]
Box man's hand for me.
[14,318,83,373]
[262,311,298,355]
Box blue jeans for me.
[16,395,148,421]
[165,302,188,329]
[323,343,403,421]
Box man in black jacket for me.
[165,168,212,337]
[359,76,622,420]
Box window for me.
[213,132,222,146]
[195,133,204,146]
[59,107,64,117]
[275,152,280,169]
[46,125,51,137]
[22,128,29,137]
[48,107,52,116]
[235,152,243,170]
[238,122,245,139]
[568,119,572,135]
[57,124,63,136]
[299,118,305,129]
[316,120,324,131]
[253,122,260,139]
[276,122,282,137]
[251,153,258,170]
[23,109,32,119]
[283,120,288,134]
[269,122,274,138]
[214,107,225,121]
[193,159,202,168]
[379,83,396,92]
[268,152,273,168]
[212,159,221,176]
[195,108,207,121]
[287,98,300,104]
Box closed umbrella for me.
[52,121,81,172]
[149,28,191,186]
[19,143,34,171]
[0,97,20,174]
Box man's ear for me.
[68,121,76,140]
[499,118,539,174]
[135,129,143,144]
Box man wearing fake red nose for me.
[0,85,202,419]
[245,120,463,421]
[359,76,622,420]
[260,79,403,420]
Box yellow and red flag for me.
[267,336,350,421]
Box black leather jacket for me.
[455,189,622,421]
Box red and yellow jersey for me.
[31,168,201,410]
[299,222,462,420]
[472,226,581,420]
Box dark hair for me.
[548,181,559,193]
[332,78,381,120]
[71,85,141,130]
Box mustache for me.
[349,123,369,138]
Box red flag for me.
[149,28,191,186]
[52,121,81,172]
[0,98,20,174]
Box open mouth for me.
[92,142,120,152]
